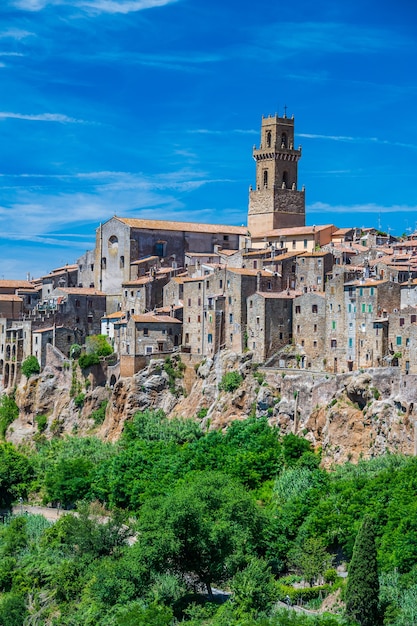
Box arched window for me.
[281,132,287,148]
[108,235,118,249]
[263,170,268,188]
[266,131,272,147]
[120,255,125,269]
[101,257,107,270]
[282,171,288,188]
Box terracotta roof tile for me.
[116,217,247,235]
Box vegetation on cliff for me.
[1,411,417,624]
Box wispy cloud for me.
[0,52,25,57]
[12,0,179,14]
[0,169,226,243]
[0,112,89,123]
[308,201,417,215]
[0,28,33,40]
[300,133,417,151]
[188,128,257,136]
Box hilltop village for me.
[1,113,417,392]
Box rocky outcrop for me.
[5,346,417,466]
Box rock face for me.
[5,346,417,466]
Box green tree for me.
[0,393,19,439]
[290,536,333,586]
[21,355,40,378]
[230,557,277,618]
[85,334,113,357]
[346,515,381,626]
[137,471,265,599]
[0,442,33,509]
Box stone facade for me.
[296,252,333,292]
[293,292,326,368]
[247,292,295,362]
[248,114,305,236]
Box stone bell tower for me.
[248,112,305,237]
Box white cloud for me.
[308,201,417,215]
[0,28,33,39]
[0,112,88,123]
[12,0,179,14]
[300,133,417,151]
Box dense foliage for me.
[1,410,417,624]
[21,355,40,379]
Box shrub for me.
[219,371,243,393]
[197,407,208,419]
[21,356,40,378]
[90,401,108,426]
[35,414,48,433]
[85,334,113,357]
[78,353,100,369]
[74,393,85,409]
[70,344,82,359]
[0,394,19,439]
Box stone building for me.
[296,251,334,292]
[0,295,23,320]
[252,224,336,252]
[78,216,247,295]
[248,113,305,237]
[32,326,77,368]
[118,314,182,377]
[388,306,417,373]
[292,291,326,369]
[0,319,32,389]
[247,291,296,362]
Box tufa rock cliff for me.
[5,346,416,466]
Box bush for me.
[85,334,113,357]
[219,371,243,393]
[74,393,85,409]
[90,401,108,426]
[79,353,100,369]
[0,394,19,439]
[35,414,48,433]
[70,344,82,359]
[21,356,40,378]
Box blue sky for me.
[1,0,417,279]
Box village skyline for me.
[1,0,417,279]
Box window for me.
[312,304,318,313]
[313,324,317,332]
[143,328,149,336]
[208,333,213,343]
[223,235,229,241]
[188,298,191,306]
[400,318,405,326]
[267,281,272,291]
[348,304,352,312]
[359,287,363,296]
[362,304,366,313]
[396,336,402,346]
[296,325,300,333]
[292,240,296,249]
[279,332,283,340]
[249,299,253,308]
[227,280,230,289]
[206,280,210,288]
[198,297,201,306]
[368,304,372,313]
[412,315,417,323]
[304,239,308,249]
[219,279,223,289]
[332,321,336,330]
[266,130,271,147]
[229,314,233,324]
[228,296,232,304]
[230,333,233,343]
[331,339,337,348]
[75,299,80,308]
[108,235,118,249]
[370,287,374,296]
[348,338,353,348]
[158,342,164,352]
[406,337,410,347]
[301,340,305,346]
[256,316,260,325]
[120,255,124,269]
[295,305,301,314]
[197,315,201,323]
[313,340,317,348]
[263,170,268,188]
[101,257,106,269]
[185,333,189,343]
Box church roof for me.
[115,217,247,236]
